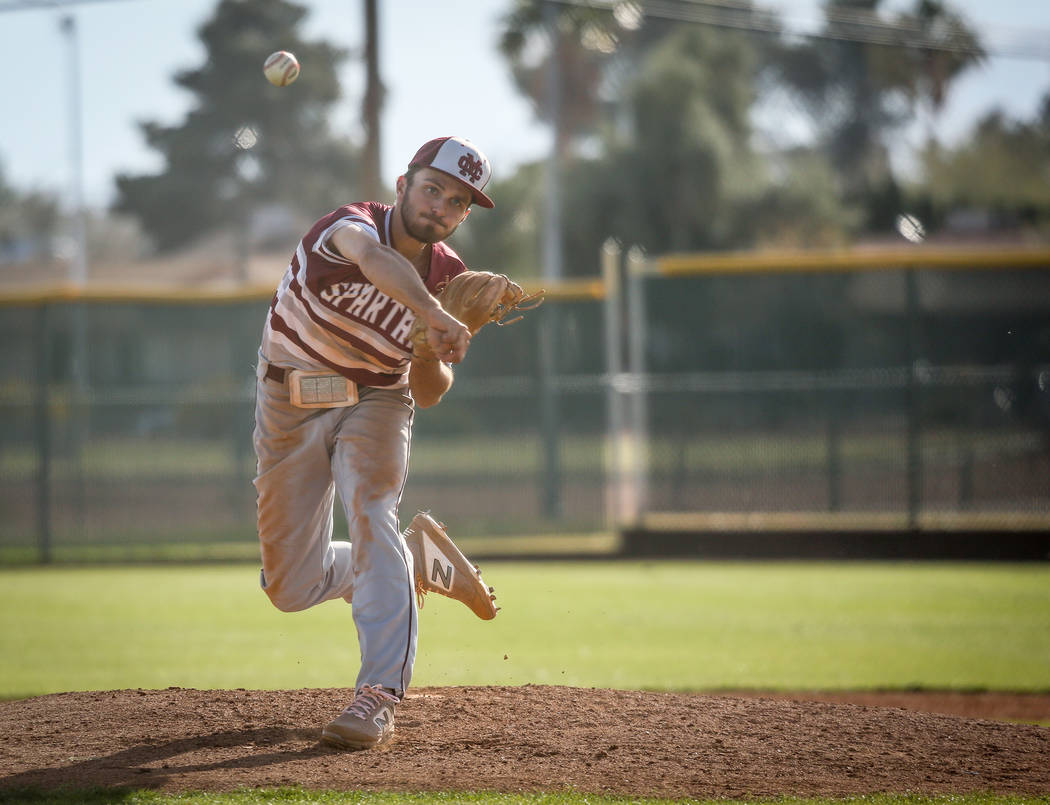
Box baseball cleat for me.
[403,511,499,620]
[321,685,398,750]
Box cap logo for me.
[408,137,494,207]
[457,153,485,185]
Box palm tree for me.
[770,0,984,226]
[498,0,637,157]
[904,0,985,139]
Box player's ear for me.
[395,175,407,201]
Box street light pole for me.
[60,12,88,287]
[60,12,90,540]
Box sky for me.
[0,0,1048,210]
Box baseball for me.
[895,213,925,243]
[263,50,300,87]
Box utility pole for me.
[361,0,383,199]
[541,0,564,284]
[538,0,564,520]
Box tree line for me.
[2,0,1048,277]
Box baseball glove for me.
[410,270,545,359]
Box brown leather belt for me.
[263,363,287,384]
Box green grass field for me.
[2,561,1049,805]
[2,561,1048,697]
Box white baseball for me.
[895,213,926,243]
[263,51,300,87]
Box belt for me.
[263,362,287,384]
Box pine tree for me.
[114,0,359,252]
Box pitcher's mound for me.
[1,686,1048,799]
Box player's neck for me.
[390,209,432,275]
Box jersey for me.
[261,202,468,387]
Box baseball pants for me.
[252,358,418,697]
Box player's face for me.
[398,168,472,244]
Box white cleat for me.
[403,511,499,620]
[321,685,398,750]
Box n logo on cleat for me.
[430,559,453,591]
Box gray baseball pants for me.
[252,358,417,697]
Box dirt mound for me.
[1,687,1048,799]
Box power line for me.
[0,0,141,12]
[551,0,1050,62]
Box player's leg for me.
[253,366,356,612]
[330,386,417,698]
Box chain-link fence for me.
[2,246,1048,563]
[0,287,609,563]
[604,246,1050,555]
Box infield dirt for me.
[1,686,1049,799]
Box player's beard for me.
[400,199,461,244]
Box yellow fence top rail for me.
[0,277,605,306]
[653,245,1050,276]
[0,282,279,306]
[5,245,1047,305]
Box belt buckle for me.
[287,370,359,409]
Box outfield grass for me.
[1,561,1048,698]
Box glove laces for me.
[494,289,545,327]
[345,684,399,718]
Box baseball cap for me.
[407,136,494,209]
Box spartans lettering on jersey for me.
[320,281,416,346]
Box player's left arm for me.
[408,352,454,408]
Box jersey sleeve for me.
[313,204,382,266]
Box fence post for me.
[70,300,89,536]
[601,240,625,528]
[231,313,256,515]
[34,305,52,563]
[905,266,922,530]
[826,400,842,512]
[537,298,562,521]
[625,247,650,527]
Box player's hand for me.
[418,305,470,363]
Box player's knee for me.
[260,569,311,613]
[264,587,308,613]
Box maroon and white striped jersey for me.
[261,202,467,387]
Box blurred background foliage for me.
[0,0,1047,277]
[111,0,360,254]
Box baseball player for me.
[253,136,533,750]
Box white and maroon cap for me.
[407,136,494,209]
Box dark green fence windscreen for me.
[2,250,1048,562]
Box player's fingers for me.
[442,328,470,363]
[424,327,445,354]
[426,323,469,363]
